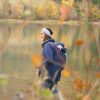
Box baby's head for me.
[57,43,65,50]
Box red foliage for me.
[60,6,71,21]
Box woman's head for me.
[41,28,53,42]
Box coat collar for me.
[42,38,55,47]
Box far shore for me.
[0,19,100,26]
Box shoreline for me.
[0,19,99,26]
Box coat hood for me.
[42,38,55,47]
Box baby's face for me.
[57,45,63,50]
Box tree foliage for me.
[0,0,99,21]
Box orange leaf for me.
[73,79,92,92]
[82,95,91,100]
[32,55,42,68]
[75,39,84,47]
[73,79,83,91]
[96,58,100,64]
[96,72,100,78]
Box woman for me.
[39,28,65,92]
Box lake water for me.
[0,21,100,100]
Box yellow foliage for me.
[0,74,9,86]
[49,1,59,18]
[36,1,59,19]
[61,0,74,7]
[11,1,24,18]
[62,69,70,77]
[89,5,100,20]
[36,4,47,18]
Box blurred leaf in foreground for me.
[39,88,53,99]
[32,55,42,68]
[75,39,85,47]
[82,95,91,100]
[73,79,92,92]
[96,72,100,78]
[62,68,70,77]
[0,74,9,86]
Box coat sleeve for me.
[40,43,54,67]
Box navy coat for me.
[41,39,63,83]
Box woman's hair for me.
[44,28,53,41]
